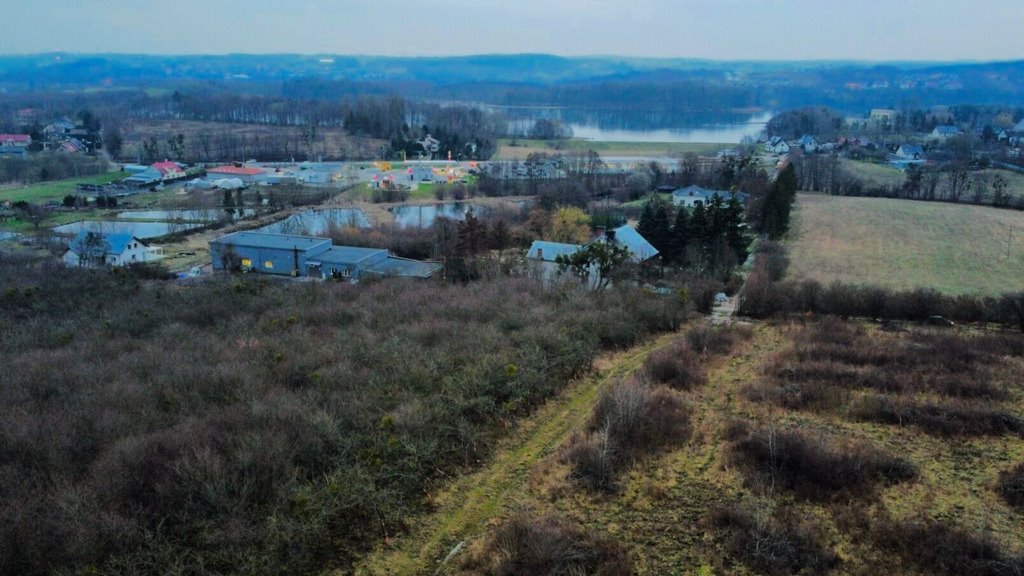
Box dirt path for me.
[351,331,682,576]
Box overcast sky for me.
[2,0,1022,61]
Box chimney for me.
[594,226,606,240]
[605,228,616,243]
[536,248,543,260]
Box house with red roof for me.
[0,134,31,159]
[207,165,267,184]
[125,161,187,187]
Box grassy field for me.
[383,320,1024,575]
[0,171,125,204]
[788,193,1024,295]
[840,158,905,189]
[495,139,728,161]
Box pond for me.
[52,220,204,239]
[390,200,534,228]
[117,208,256,221]
[257,208,371,235]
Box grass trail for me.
[352,331,683,576]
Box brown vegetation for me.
[709,503,838,575]
[457,514,632,576]
[727,423,916,501]
[997,463,1024,510]
[564,377,691,492]
[0,256,684,575]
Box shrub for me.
[710,504,837,576]
[0,265,681,575]
[589,377,692,464]
[643,342,705,390]
[850,395,1024,437]
[459,514,632,576]
[686,322,753,356]
[870,516,1024,576]
[565,378,691,491]
[997,463,1024,510]
[728,425,917,500]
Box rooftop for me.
[68,231,144,256]
[365,257,443,278]
[0,134,31,143]
[311,246,388,265]
[211,231,331,251]
[208,165,267,176]
[527,240,583,262]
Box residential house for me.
[796,135,819,153]
[526,224,658,287]
[59,138,86,154]
[1013,118,1024,134]
[417,135,441,157]
[764,136,790,155]
[0,134,31,159]
[206,165,267,184]
[895,144,924,160]
[931,125,962,139]
[62,231,154,267]
[671,185,747,208]
[125,161,186,187]
[43,118,75,138]
[209,231,441,279]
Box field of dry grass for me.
[404,320,1024,575]
[787,193,1024,295]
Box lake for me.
[53,220,204,238]
[257,208,370,235]
[496,106,772,143]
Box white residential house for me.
[417,134,441,157]
[931,125,962,139]
[796,135,819,153]
[896,144,924,160]
[62,231,159,267]
[764,136,790,155]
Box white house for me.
[895,144,924,160]
[764,136,790,155]
[62,231,157,267]
[931,125,962,139]
[526,225,659,288]
[796,135,819,153]
[417,135,441,157]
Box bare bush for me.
[728,425,917,500]
[709,502,837,576]
[870,516,1024,576]
[458,514,632,576]
[643,343,705,390]
[850,395,1024,437]
[997,463,1024,510]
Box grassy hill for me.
[787,193,1024,295]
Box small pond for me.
[53,220,204,239]
[257,208,371,235]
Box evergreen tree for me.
[647,198,674,259]
[668,204,690,266]
[761,163,798,240]
[688,201,709,266]
[637,201,655,241]
[724,196,750,265]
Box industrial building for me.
[209,231,441,280]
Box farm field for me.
[0,171,125,204]
[788,193,1024,295]
[494,139,728,160]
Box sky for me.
[1,0,1022,61]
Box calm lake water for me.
[53,220,203,238]
[390,200,532,228]
[496,107,772,143]
[118,209,255,221]
[257,208,370,235]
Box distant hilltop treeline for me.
[2,54,1024,112]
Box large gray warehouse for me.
[210,231,441,280]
